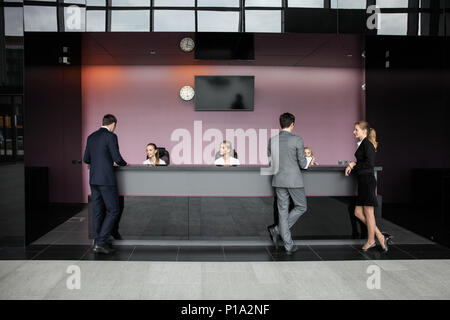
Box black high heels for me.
[362,242,376,252]
[380,233,393,252]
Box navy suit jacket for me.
[83,128,127,186]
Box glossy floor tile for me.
[308,245,366,261]
[177,246,225,261]
[32,245,91,261]
[1,244,450,262]
[223,246,273,261]
[268,245,322,261]
[129,246,179,261]
[81,245,135,261]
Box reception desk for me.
[88,166,382,240]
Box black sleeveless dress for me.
[353,138,378,207]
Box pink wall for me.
[82,65,364,201]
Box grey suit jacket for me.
[268,130,308,188]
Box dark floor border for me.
[1,244,450,262]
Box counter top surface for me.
[115,165,383,172]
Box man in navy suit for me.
[83,114,127,254]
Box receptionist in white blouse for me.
[214,141,240,166]
[143,143,166,166]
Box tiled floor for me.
[28,205,437,247]
[1,243,450,261]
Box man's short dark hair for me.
[279,113,295,129]
[102,114,117,126]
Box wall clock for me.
[180,86,195,101]
[180,37,195,53]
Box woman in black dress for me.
[345,121,392,252]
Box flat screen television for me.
[195,33,254,60]
[194,76,255,111]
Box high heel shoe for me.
[382,232,394,244]
[380,236,389,253]
[362,242,376,252]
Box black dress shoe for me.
[267,226,279,250]
[110,232,123,240]
[93,245,116,254]
[286,245,299,255]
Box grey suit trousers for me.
[275,187,307,251]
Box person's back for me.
[85,126,127,186]
[269,130,307,188]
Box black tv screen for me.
[195,33,254,60]
[195,76,254,111]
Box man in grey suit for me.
[267,113,309,255]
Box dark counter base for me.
[88,196,382,240]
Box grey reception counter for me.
[88,165,383,240]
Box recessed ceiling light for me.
[150,50,156,55]
[347,54,353,58]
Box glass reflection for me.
[111,10,150,31]
[154,10,195,32]
[245,10,281,33]
[24,6,58,32]
[198,11,239,32]
[4,7,24,36]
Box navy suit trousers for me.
[90,184,120,247]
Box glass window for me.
[198,11,239,32]
[25,0,56,2]
[112,0,150,6]
[64,7,86,31]
[154,10,195,32]
[111,10,150,31]
[331,0,366,9]
[154,0,194,6]
[4,7,24,36]
[245,10,281,33]
[64,0,86,4]
[24,6,58,32]
[377,13,408,35]
[3,0,24,2]
[87,0,106,5]
[376,0,409,8]
[197,0,240,7]
[288,0,324,8]
[246,0,282,7]
[86,10,106,31]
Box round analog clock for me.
[180,86,195,101]
[180,37,195,53]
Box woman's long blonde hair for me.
[355,121,378,151]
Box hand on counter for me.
[345,166,352,176]
[345,162,356,176]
